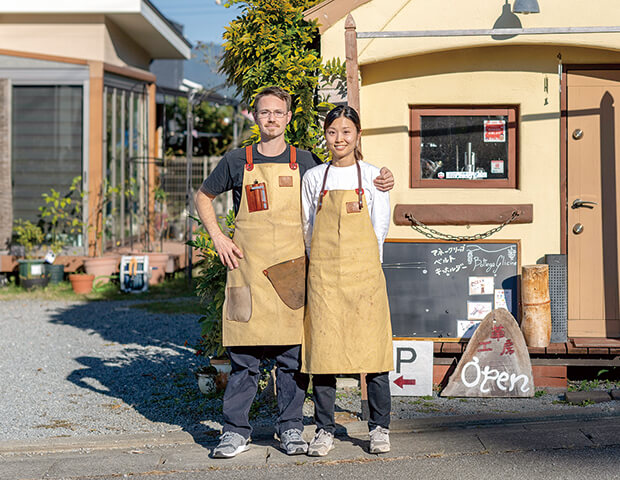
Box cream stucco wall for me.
[359,45,620,265]
[314,0,620,266]
[0,14,150,69]
[317,0,620,65]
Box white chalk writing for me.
[431,245,466,257]
[461,356,530,394]
[471,254,517,275]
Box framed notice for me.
[484,120,506,142]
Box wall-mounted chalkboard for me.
[382,240,520,339]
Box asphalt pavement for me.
[2,409,619,480]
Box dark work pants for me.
[313,372,391,434]
[222,345,308,439]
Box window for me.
[410,106,518,188]
[103,84,148,250]
[12,85,83,222]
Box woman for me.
[301,105,393,456]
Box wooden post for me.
[345,14,369,419]
[87,61,104,256]
[345,14,360,114]
[521,265,552,347]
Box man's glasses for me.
[256,110,287,119]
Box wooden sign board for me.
[389,341,433,397]
[441,309,534,397]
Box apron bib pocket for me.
[226,286,252,322]
[245,181,269,212]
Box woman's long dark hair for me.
[324,105,363,160]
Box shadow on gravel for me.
[49,301,223,436]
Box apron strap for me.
[317,161,364,211]
[355,160,364,210]
[245,145,254,171]
[317,163,331,212]
[247,145,296,170]
[289,146,298,170]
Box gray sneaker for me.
[369,426,390,454]
[279,428,308,455]
[212,431,250,458]
[307,429,334,457]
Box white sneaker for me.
[212,431,250,458]
[369,426,390,454]
[280,428,308,455]
[307,429,334,457]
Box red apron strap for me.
[317,163,331,212]
[245,145,254,171]
[289,146,298,170]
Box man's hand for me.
[374,167,395,191]
[212,232,244,269]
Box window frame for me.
[409,105,518,189]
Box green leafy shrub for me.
[220,0,345,159]
[187,210,236,359]
[38,175,85,254]
[13,220,45,258]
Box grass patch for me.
[0,273,197,302]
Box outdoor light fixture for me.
[513,0,540,14]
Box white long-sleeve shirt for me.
[301,161,390,262]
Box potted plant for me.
[12,219,48,289]
[187,209,235,388]
[68,268,95,294]
[38,176,85,284]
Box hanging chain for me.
[405,210,520,242]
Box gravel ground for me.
[1,299,618,441]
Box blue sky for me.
[151,0,244,45]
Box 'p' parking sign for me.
[388,341,434,397]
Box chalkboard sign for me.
[382,240,520,339]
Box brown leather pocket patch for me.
[346,201,361,213]
[279,175,293,187]
[263,256,306,310]
[226,286,252,322]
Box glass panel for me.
[102,84,148,251]
[11,86,83,236]
[420,115,509,180]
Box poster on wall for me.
[484,120,506,142]
[467,301,493,320]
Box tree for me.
[220,0,345,159]
[164,98,236,157]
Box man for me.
[195,86,393,459]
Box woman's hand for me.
[374,167,395,191]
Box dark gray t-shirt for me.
[199,144,322,214]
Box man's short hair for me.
[253,86,292,112]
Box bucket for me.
[45,263,65,284]
[18,259,49,289]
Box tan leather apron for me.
[222,145,306,347]
[302,161,393,374]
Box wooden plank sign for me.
[441,309,534,397]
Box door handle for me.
[571,198,598,209]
